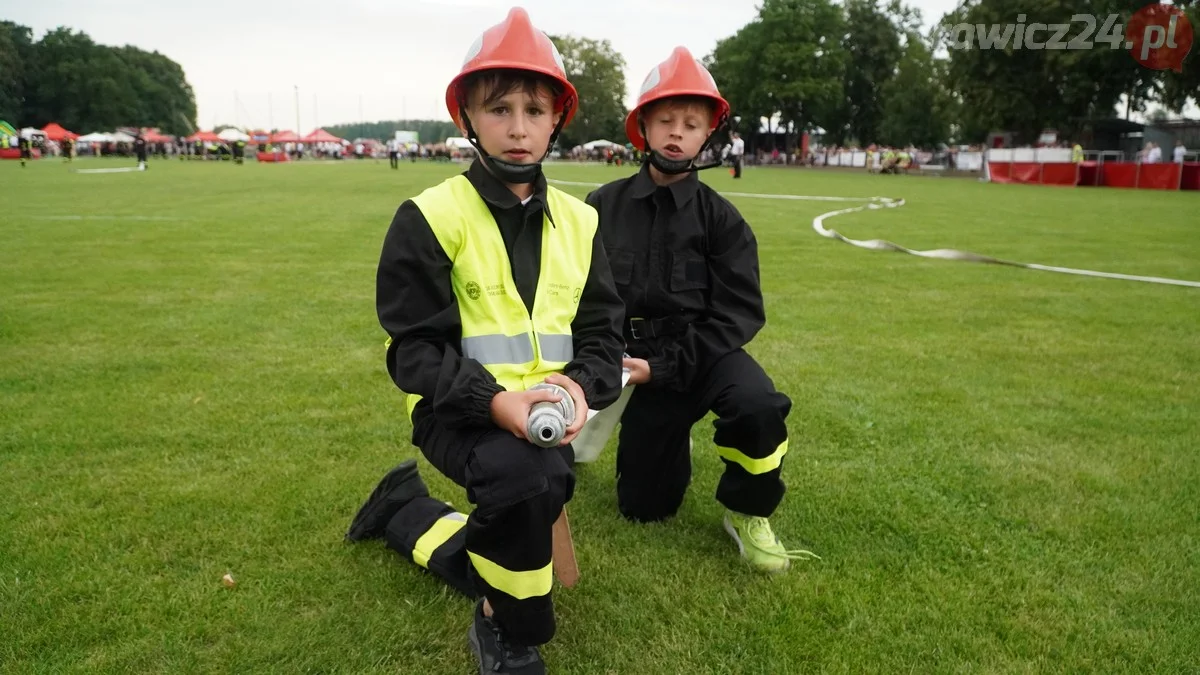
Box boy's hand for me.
[543,374,588,446]
[623,357,651,385]
[490,388,564,442]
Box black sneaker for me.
[468,599,545,675]
[344,460,428,542]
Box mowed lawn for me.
[2,156,1198,674]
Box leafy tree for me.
[1158,0,1199,112]
[707,0,847,147]
[759,0,847,141]
[0,22,34,123]
[548,34,627,149]
[707,21,773,136]
[114,46,197,135]
[12,24,196,134]
[878,34,952,147]
[939,0,1152,143]
[840,0,907,145]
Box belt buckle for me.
[629,317,644,341]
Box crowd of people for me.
[1139,140,1189,163]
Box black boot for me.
[345,460,428,541]
[468,599,545,675]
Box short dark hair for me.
[459,68,564,111]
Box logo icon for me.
[572,287,582,302]
[465,281,481,300]
[1127,4,1193,72]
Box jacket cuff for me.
[466,381,506,426]
[563,367,595,410]
[645,355,679,390]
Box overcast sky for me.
[7,0,965,132]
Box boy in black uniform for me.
[19,134,32,167]
[586,47,817,573]
[134,132,148,170]
[344,8,625,675]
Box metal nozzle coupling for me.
[526,383,576,448]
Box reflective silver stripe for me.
[537,333,574,363]
[461,334,534,365]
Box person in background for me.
[728,130,744,178]
[1147,142,1163,164]
[134,133,148,169]
[1174,140,1187,163]
[19,133,33,167]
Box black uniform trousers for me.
[732,154,743,178]
[616,348,789,522]
[383,407,574,647]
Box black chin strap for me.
[458,96,571,184]
[639,112,731,175]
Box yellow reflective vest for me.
[403,175,597,416]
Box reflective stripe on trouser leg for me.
[384,496,475,598]
[466,552,553,600]
[463,434,572,647]
[413,512,467,568]
[705,352,792,518]
[716,438,788,475]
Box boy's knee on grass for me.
[465,432,574,512]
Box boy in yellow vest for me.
[586,48,818,574]
[345,8,625,675]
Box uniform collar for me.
[630,162,700,209]
[465,158,549,212]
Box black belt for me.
[627,315,696,341]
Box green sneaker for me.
[723,510,821,573]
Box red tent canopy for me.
[303,128,344,143]
[270,130,301,143]
[42,122,78,141]
[142,129,172,143]
[186,130,221,143]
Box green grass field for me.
[2,156,1198,674]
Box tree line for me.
[322,120,461,144]
[6,2,1197,149]
[707,0,1199,149]
[0,22,197,136]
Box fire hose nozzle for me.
[526,383,576,448]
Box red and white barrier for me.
[985,148,1197,190]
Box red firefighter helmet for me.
[625,46,731,150]
[446,7,578,128]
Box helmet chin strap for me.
[639,113,731,175]
[459,96,570,185]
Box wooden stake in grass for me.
[551,508,578,588]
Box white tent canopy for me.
[20,127,46,139]
[445,136,474,150]
[583,139,616,150]
[218,128,249,142]
[109,131,135,143]
[77,132,113,143]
